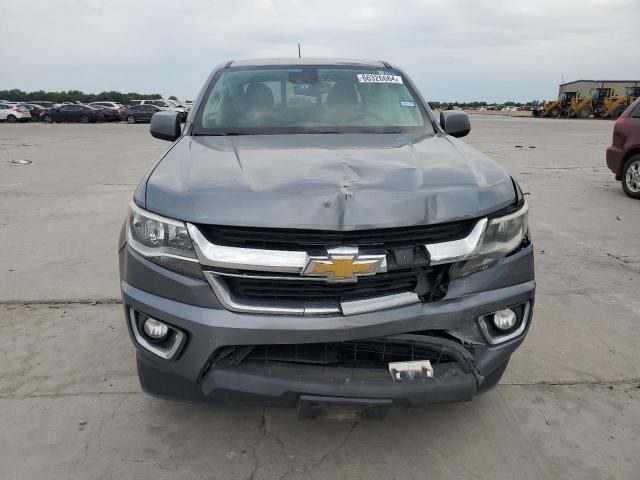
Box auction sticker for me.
[357,73,403,84]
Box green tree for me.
[0,89,164,105]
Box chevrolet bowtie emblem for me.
[303,247,386,282]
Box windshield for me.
[194,66,432,135]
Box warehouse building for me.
[559,80,640,98]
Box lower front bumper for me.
[136,353,507,407]
[123,282,533,404]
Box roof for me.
[560,79,640,86]
[228,58,390,68]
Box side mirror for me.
[150,111,182,141]
[440,111,470,138]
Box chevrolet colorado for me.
[119,58,534,416]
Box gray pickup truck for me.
[119,58,534,416]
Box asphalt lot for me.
[1,117,639,479]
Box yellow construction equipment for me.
[534,85,640,120]
[532,91,576,117]
[569,96,592,118]
[591,87,640,119]
[604,86,640,118]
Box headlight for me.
[452,200,529,274]
[126,202,203,277]
[478,199,529,261]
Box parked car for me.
[28,101,56,109]
[0,103,31,122]
[119,59,534,415]
[165,99,189,118]
[89,101,124,111]
[606,97,640,199]
[130,99,187,121]
[19,103,49,121]
[89,104,119,121]
[119,104,162,123]
[129,99,171,109]
[41,104,104,123]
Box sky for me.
[1,0,639,103]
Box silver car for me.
[0,103,31,122]
[119,59,534,416]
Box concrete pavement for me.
[1,118,638,479]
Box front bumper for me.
[119,240,535,405]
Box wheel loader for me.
[568,95,592,118]
[532,91,576,117]
[604,86,640,118]
[591,88,615,118]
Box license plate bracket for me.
[298,395,392,420]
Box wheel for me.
[622,155,640,199]
[6,114,17,123]
[43,115,53,123]
[576,107,591,119]
[79,115,89,123]
[611,105,626,120]
[126,115,136,124]
[548,107,561,118]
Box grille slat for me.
[225,268,421,302]
[197,220,475,251]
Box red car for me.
[607,97,640,199]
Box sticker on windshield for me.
[400,101,416,107]
[357,73,403,84]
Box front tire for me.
[576,107,591,119]
[548,107,561,118]
[43,115,53,123]
[622,156,640,199]
[79,115,89,123]
[126,115,135,124]
[7,114,17,123]
[611,105,626,120]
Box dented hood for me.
[144,133,515,229]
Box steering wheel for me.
[344,112,386,125]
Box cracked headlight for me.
[453,200,529,275]
[127,202,202,277]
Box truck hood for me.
[143,133,515,229]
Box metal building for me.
[559,80,640,99]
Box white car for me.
[89,101,124,110]
[129,99,187,120]
[0,104,31,122]
[165,99,189,114]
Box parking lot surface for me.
[1,118,639,479]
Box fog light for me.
[492,308,517,331]
[143,317,169,340]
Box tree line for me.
[0,89,166,104]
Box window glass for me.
[196,66,429,134]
